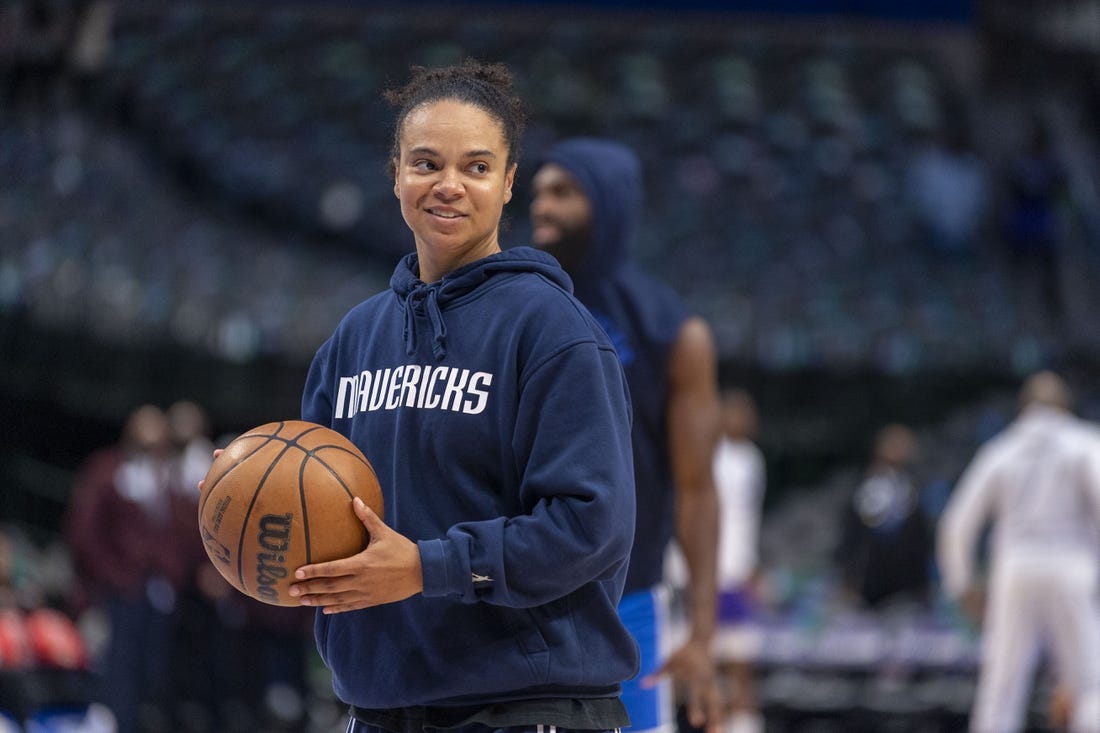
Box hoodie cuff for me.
[418,538,461,599]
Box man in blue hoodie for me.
[291,63,639,733]
[530,139,723,733]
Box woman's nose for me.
[434,167,463,196]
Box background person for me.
[937,371,1100,733]
[530,137,723,733]
[711,389,766,733]
[836,423,933,611]
[65,403,192,733]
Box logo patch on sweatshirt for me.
[333,364,493,419]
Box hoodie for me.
[301,246,639,710]
[538,139,689,593]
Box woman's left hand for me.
[288,497,423,613]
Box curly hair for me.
[384,58,526,176]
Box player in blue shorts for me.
[531,138,723,733]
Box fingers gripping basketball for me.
[197,421,384,606]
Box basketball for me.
[198,420,384,606]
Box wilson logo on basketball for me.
[255,513,293,602]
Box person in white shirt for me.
[712,389,766,733]
[937,370,1100,733]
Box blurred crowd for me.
[675,371,1100,733]
[3,1,1100,374]
[5,372,1095,732]
[0,400,331,732]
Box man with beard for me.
[530,138,723,733]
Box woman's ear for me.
[503,162,518,204]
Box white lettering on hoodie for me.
[334,365,493,419]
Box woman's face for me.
[393,99,517,283]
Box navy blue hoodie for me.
[537,139,689,594]
[301,246,639,709]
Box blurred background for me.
[1,0,1099,731]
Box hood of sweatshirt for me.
[537,137,642,297]
[389,245,572,360]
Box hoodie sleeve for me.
[418,337,635,608]
[301,337,335,426]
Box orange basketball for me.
[198,420,384,606]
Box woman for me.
[290,60,639,733]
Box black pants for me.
[346,723,622,733]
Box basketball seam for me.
[238,440,299,595]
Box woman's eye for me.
[413,160,437,171]
[469,162,489,174]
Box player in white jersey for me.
[937,371,1100,733]
[712,390,765,733]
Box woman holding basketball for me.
[290,60,639,733]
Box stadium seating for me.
[5,1,1098,375]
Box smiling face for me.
[393,99,517,283]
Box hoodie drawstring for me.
[402,297,416,356]
[425,288,448,359]
[403,285,448,360]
